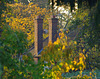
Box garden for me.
[0,0,100,79]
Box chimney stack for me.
[34,15,43,64]
[48,15,58,43]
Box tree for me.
[50,0,98,11]
[0,0,14,37]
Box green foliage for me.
[65,2,100,69]
[0,24,44,78]
[66,2,99,48]
[0,24,28,65]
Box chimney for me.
[48,15,58,43]
[34,15,43,64]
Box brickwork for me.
[48,15,58,43]
[34,16,43,55]
[34,16,43,64]
[34,15,58,64]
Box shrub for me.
[40,32,95,79]
[0,24,44,79]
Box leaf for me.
[14,0,18,2]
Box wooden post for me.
[34,15,43,64]
[48,15,58,43]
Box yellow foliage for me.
[62,45,65,50]
[3,66,8,71]
[3,3,52,46]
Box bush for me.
[40,32,95,79]
[0,24,45,78]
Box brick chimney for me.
[34,15,43,64]
[48,15,58,43]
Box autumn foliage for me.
[2,2,52,46]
